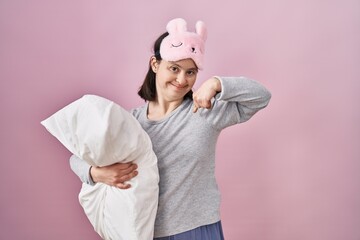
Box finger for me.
[113,162,133,170]
[118,170,138,183]
[205,100,212,109]
[116,182,131,189]
[117,163,137,175]
[193,100,200,113]
[192,93,199,113]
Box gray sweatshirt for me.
[70,76,271,238]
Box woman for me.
[70,18,271,239]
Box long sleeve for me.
[69,155,95,185]
[202,76,271,130]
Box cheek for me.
[188,75,197,87]
[155,71,168,82]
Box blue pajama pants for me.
[154,221,225,240]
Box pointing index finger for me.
[193,104,198,113]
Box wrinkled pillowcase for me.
[41,95,159,240]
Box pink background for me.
[1,0,359,239]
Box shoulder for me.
[130,104,147,120]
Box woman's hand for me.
[192,77,222,113]
[90,162,138,189]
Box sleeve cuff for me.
[213,76,225,100]
[87,166,96,185]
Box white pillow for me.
[41,95,159,240]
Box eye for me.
[169,66,179,73]
[171,42,183,48]
[187,70,197,76]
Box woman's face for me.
[151,57,198,102]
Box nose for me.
[176,72,187,85]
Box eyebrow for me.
[169,62,198,72]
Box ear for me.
[196,21,207,41]
[166,18,187,34]
[150,56,159,73]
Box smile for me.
[170,82,187,89]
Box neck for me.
[147,97,184,121]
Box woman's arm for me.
[69,155,138,189]
[192,77,222,113]
[193,76,271,129]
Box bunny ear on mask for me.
[166,18,187,34]
[196,21,207,41]
[160,18,208,70]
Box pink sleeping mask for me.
[159,18,207,70]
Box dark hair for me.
[137,32,193,101]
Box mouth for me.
[170,82,187,90]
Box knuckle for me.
[119,176,128,182]
[112,176,122,183]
